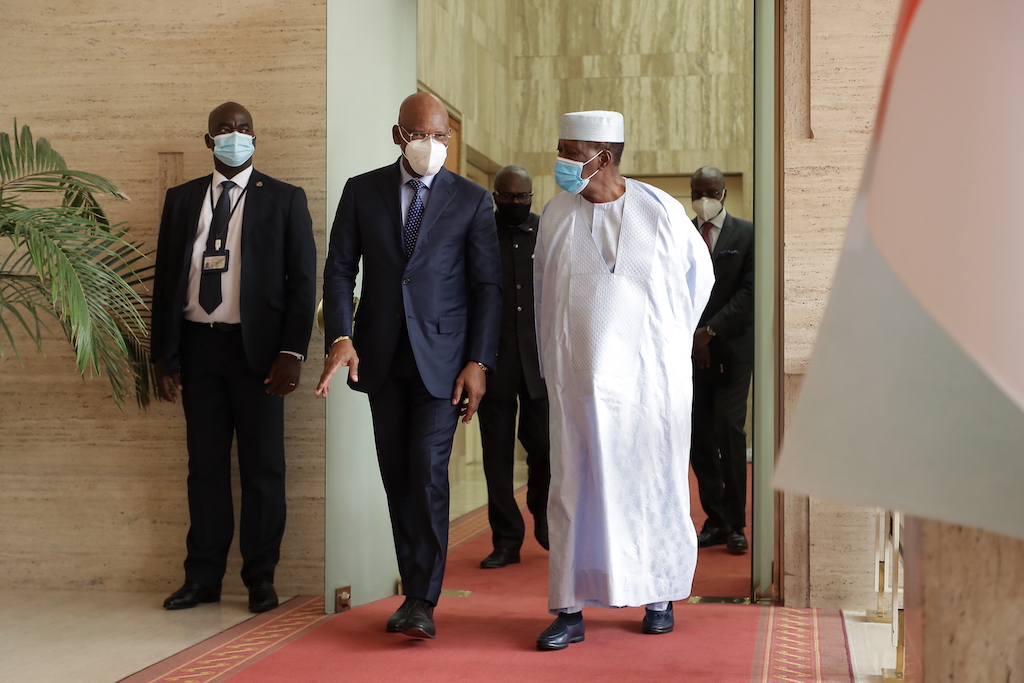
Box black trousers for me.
[690,361,753,532]
[179,321,286,588]
[367,330,461,605]
[477,375,550,551]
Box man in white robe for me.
[534,110,714,650]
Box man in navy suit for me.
[151,102,317,613]
[688,165,755,554]
[316,92,501,639]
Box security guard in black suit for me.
[151,102,317,613]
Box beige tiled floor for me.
[0,460,524,683]
[844,611,898,683]
[0,589,259,683]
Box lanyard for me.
[207,182,248,250]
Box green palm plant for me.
[0,122,153,407]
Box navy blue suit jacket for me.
[151,171,317,375]
[323,160,501,399]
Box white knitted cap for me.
[559,110,625,143]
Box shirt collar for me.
[399,158,438,189]
[212,165,254,190]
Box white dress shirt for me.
[700,207,727,251]
[182,165,253,324]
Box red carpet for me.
[230,527,765,683]
[689,464,753,598]
[124,484,851,683]
[137,526,850,682]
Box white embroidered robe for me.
[534,179,715,611]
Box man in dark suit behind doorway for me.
[151,101,317,614]
[477,165,550,570]
[316,92,501,640]
[689,165,755,554]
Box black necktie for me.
[199,180,235,314]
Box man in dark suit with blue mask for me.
[689,165,755,554]
[317,92,501,640]
[152,101,317,614]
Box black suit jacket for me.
[487,212,544,401]
[694,212,754,365]
[151,171,317,375]
[322,160,501,399]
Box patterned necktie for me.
[199,180,236,314]
[700,221,714,253]
[403,179,425,258]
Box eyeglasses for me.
[400,125,452,143]
[493,192,534,203]
[691,189,724,200]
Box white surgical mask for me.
[400,129,448,176]
[211,132,255,168]
[692,196,723,222]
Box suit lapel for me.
[376,161,404,252]
[712,213,737,258]
[182,176,211,270]
[412,167,455,253]
[240,170,265,255]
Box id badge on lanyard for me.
[203,250,230,273]
[203,183,246,273]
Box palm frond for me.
[0,121,153,408]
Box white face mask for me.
[692,196,724,222]
[400,130,448,176]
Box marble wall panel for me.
[921,521,1024,681]
[419,0,753,212]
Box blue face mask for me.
[554,151,604,194]
[212,132,255,167]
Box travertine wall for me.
[919,521,1024,681]
[0,0,328,595]
[418,0,754,214]
[781,0,900,610]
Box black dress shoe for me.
[727,530,749,553]
[401,598,436,639]
[248,580,279,613]
[480,547,521,569]
[537,613,585,651]
[642,602,674,634]
[534,516,549,550]
[163,581,221,610]
[386,597,413,633]
[697,526,727,548]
